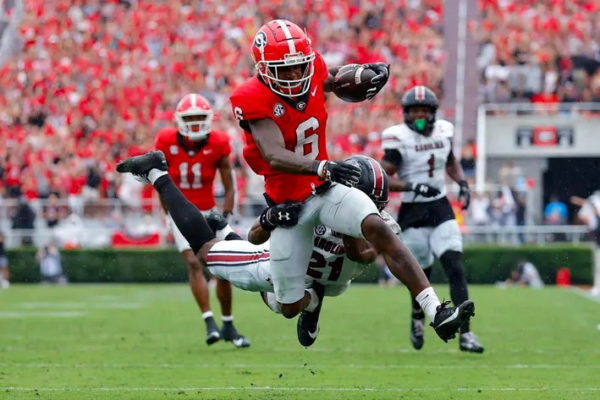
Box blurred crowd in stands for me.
[0,0,444,206]
[473,0,600,104]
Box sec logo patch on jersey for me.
[170,145,179,155]
[315,225,327,236]
[273,103,285,118]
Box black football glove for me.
[362,62,390,100]
[259,201,303,232]
[458,180,471,210]
[408,182,441,198]
[313,160,361,187]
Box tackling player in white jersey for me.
[380,86,484,353]
[208,156,400,346]
[116,152,475,347]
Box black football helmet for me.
[344,155,389,211]
[401,85,439,135]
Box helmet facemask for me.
[175,110,213,141]
[404,105,436,136]
[256,52,315,98]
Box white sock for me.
[221,315,233,322]
[304,288,319,313]
[148,168,168,184]
[265,292,282,314]
[202,311,214,320]
[415,287,441,323]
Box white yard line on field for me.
[1,362,599,370]
[1,386,600,393]
[15,301,143,310]
[0,311,86,318]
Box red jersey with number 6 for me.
[155,127,231,211]
[230,52,330,204]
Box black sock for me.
[153,175,215,254]
[411,267,432,319]
[440,250,470,333]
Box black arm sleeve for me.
[382,149,402,166]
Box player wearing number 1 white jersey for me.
[381,85,483,353]
[382,118,454,203]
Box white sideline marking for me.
[1,362,599,370]
[0,311,86,318]
[1,386,600,393]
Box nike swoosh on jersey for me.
[311,86,318,97]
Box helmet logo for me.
[254,31,267,54]
[273,103,285,117]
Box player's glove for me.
[380,210,401,235]
[458,180,471,210]
[408,182,441,198]
[362,62,390,100]
[259,201,303,232]
[312,160,361,187]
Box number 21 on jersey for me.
[178,162,202,189]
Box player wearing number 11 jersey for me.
[154,93,249,348]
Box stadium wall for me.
[7,245,593,285]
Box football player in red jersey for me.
[229,19,475,345]
[155,94,249,348]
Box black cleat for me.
[206,328,221,345]
[459,331,484,353]
[205,317,222,345]
[221,323,251,348]
[116,150,167,182]
[410,317,425,350]
[431,300,475,342]
[297,282,325,347]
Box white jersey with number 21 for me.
[382,119,454,203]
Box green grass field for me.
[0,284,599,399]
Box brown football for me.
[332,64,378,102]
